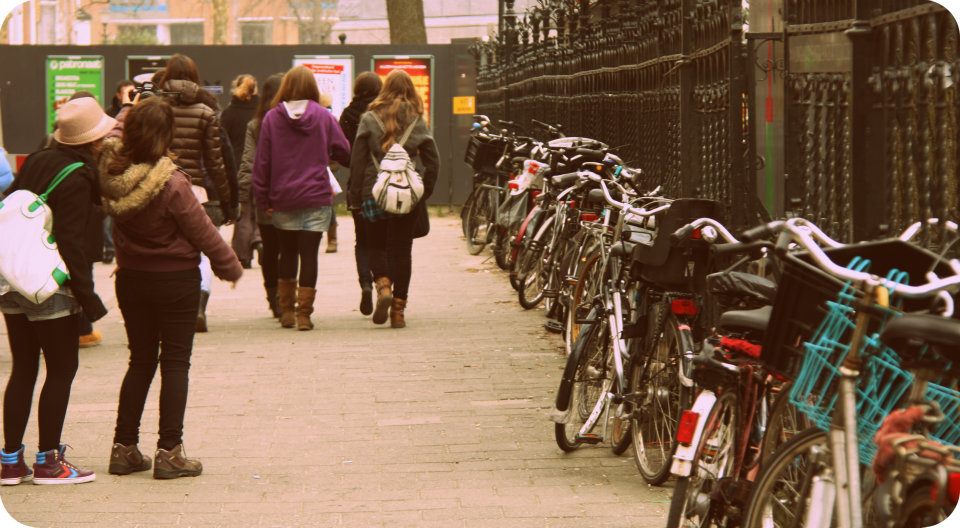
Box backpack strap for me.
[398,118,419,146]
[38,162,84,204]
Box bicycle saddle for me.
[611,241,636,259]
[707,271,777,305]
[718,305,772,333]
[880,314,960,363]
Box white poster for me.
[292,55,354,119]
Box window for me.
[116,25,158,45]
[171,23,203,45]
[39,1,56,43]
[240,22,272,45]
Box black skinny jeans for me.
[114,269,200,450]
[278,230,323,288]
[3,314,80,453]
[351,210,373,288]
[367,213,414,300]
[259,222,282,291]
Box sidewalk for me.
[0,215,671,527]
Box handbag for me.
[0,162,83,304]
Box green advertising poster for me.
[46,55,105,133]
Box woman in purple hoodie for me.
[252,66,351,331]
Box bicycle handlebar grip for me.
[741,223,775,242]
[671,224,695,245]
[711,240,771,256]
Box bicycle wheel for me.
[666,392,738,528]
[742,427,828,528]
[761,381,811,469]
[518,216,555,310]
[565,249,602,357]
[630,311,693,485]
[896,482,951,528]
[494,227,511,271]
[464,187,491,255]
[555,320,610,452]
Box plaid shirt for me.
[361,199,391,222]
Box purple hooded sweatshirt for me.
[252,100,351,212]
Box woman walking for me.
[252,66,351,331]
[99,98,242,479]
[339,72,382,316]
[223,74,261,268]
[348,70,440,328]
[238,73,283,318]
[0,97,113,485]
[158,54,235,332]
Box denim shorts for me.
[271,206,333,233]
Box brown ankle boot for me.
[153,444,202,480]
[109,443,151,475]
[390,298,407,328]
[277,279,297,328]
[296,287,316,331]
[372,277,393,325]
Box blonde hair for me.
[319,93,333,109]
[367,70,423,152]
[231,74,258,101]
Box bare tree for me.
[212,0,229,44]
[386,0,426,44]
[288,0,335,44]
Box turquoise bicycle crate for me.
[926,383,960,448]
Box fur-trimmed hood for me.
[99,138,175,217]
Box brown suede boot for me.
[153,444,202,480]
[296,287,316,331]
[372,277,393,325]
[277,279,297,328]
[390,298,407,329]
[108,443,151,475]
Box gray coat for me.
[347,111,440,208]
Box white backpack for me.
[0,162,82,304]
[370,114,424,215]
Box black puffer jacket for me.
[5,145,108,322]
[161,80,231,211]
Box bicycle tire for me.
[666,392,738,528]
[630,311,693,485]
[555,320,609,452]
[494,227,511,270]
[742,427,828,528]
[895,482,951,528]
[565,250,602,357]
[518,215,555,310]
[610,367,634,456]
[760,381,811,470]
[464,187,491,256]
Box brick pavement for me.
[0,214,672,527]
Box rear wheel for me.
[666,392,738,528]
[565,250,602,357]
[464,187,492,255]
[896,482,951,528]
[630,312,693,485]
[761,381,810,469]
[494,227,512,270]
[555,320,611,452]
[518,216,555,310]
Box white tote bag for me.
[0,162,82,304]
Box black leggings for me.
[259,222,282,291]
[352,210,373,288]
[367,214,414,300]
[278,230,323,288]
[3,313,80,453]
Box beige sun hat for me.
[53,97,117,146]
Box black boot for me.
[360,285,373,316]
[266,286,280,318]
[196,290,209,333]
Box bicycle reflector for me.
[508,181,519,191]
[671,299,699,316]
[948,472,960,506]
[580,212,599,222]
[677,410,700,445]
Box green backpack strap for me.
[38,162,84,204]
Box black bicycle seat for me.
[718,305,772,333]
[707,271,777,305]
[880,314,960,363]
[611,241,636,259]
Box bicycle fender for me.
[555,308,599,412]
[670,390,718,477]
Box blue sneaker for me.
[1,445,32,485]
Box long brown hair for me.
[108,98,175,175]
[367,70,423,152]
[159,54,200,85]
[255,73,284,128]
[353,71,382,99]
[272,66,320,108]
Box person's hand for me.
[221,204,237,226]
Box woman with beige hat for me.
[0,97,114,485]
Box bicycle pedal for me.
[576,433,603,445]
[544,320,564,334]
[542,289,560,299]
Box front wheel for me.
[464,187,491,255]
[666,392,738,528]
[555,320,610,452]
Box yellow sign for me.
[453,96,476,115]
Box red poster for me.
[373,57,432,124]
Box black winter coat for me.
[338,95,375,148]
[221,96,258,171]
[6,145,108,322]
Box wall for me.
[0,43,479,204]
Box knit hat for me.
[53,98,117,146]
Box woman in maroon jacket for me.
[99,98,243,480]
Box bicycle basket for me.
[464,135,503,173]
[762,238,954,379]
[788,261,913,465]
[926,383,960,448]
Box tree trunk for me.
[386,0,427,44]
[212,0,228,44]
